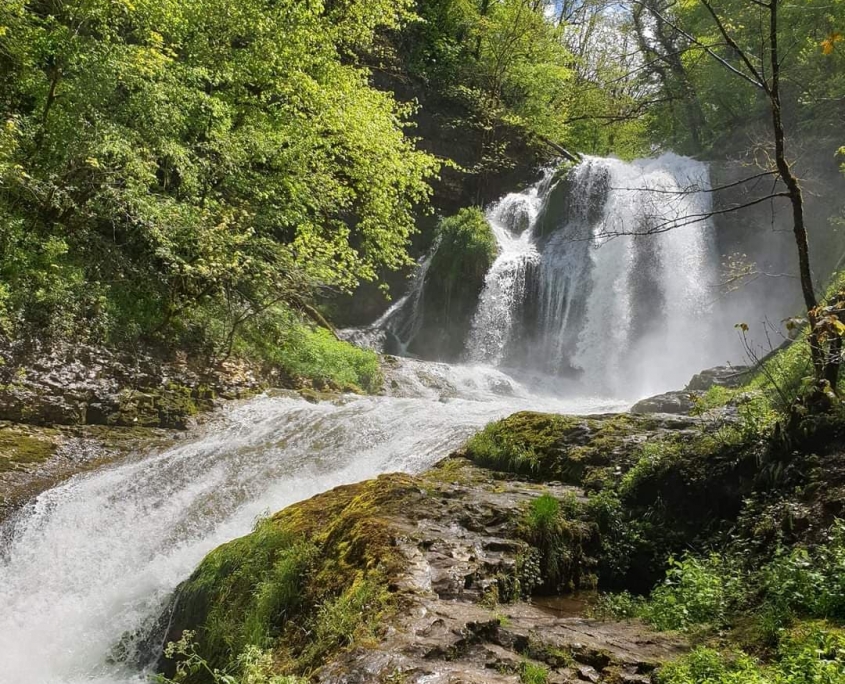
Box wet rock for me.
[0,340,263,429]
[630,391,700,415]
[162,456,687,683]
[685,365,751,391]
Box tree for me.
[619,0,844,400]
[0,0,438,346]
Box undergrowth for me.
[234,307,382,392]
[593,521,845,682]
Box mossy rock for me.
[0,426,57,472]
[408,208,498,360]
[110,385,202,429]
[464,411,662,485]
[160,474,420,682]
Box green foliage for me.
[657,623,845,684]
[519,493,597,592]
[155,632,306,684]
[758,521,845,637]
[300,578,391,669]
[465,421,542,475]
[592,554,744,631]
[0,0,437,348]
[657,647,769,684]
[590,590,646,621]
[519,660,550,684]
[162,474,416,683]
[402,0,574,145]
[430,208,497,287]
[639,0,845,152]
[644,554,744,632]
[174,520,317,670]
[236,312,381,392]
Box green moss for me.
[465,412,647,484]
[409,208,498,359]
[110,384,202,429]
[162,475,419,683]
[429,208,497,289]
[0,428,56,471]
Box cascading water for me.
[464,172,551,365]
[466,153,722,397]
[0,362,620,684]
[339,245,437,355]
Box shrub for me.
[644,554,744,631]
[520,494,597,592]
[429,208,498,289]
[590,590,647,621]
[656,623,845,684]
[656,647,768,684]
[758,521,845,637]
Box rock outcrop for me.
[159,456,687,684]
[0,341,264,429]
[630,365,751,415]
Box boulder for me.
[630,391,701,415]
[685,365,751,392]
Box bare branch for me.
[700,0,770,91]
[630,0,766,90]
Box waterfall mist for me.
[357,154,745,399]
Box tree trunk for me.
[767,0,827,384]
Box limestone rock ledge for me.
[159,453,687,684]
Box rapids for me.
[0,360,621,684]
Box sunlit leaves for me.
[821,31,843,55]
[0,0,438,342]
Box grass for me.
[519,660,550,684]
[235,306,382,393]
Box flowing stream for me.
[0,360,621,684]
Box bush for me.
[758,521,845,637]
[236,307,382,392]
[644,554,744,632]
[656,623,845,684]
[429,208,498,288]
[519,493,597,592]
[657,647,768,684]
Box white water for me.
[465,173,550,365]
[468,154,722,397]
[339,245,438,355]
[0,361,621,684]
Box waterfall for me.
[338,244,437,356]
[338,153,722,397]
[463,174,551,365]
[466,153,720,396]
[0,365,620,684]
